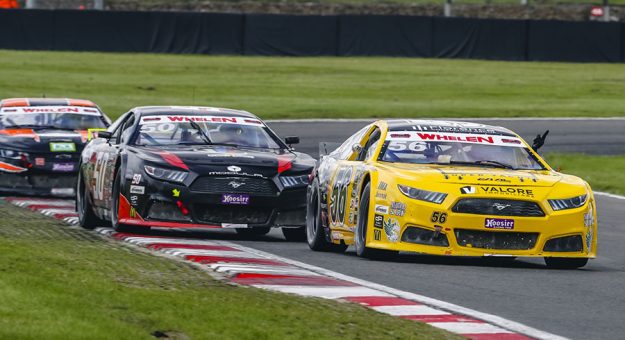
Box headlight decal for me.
[397,184,447,204]
[144,165,188,183]
[548,194,588,211]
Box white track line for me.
[372,305,450,316]
[252,285,392,299]
[226,242,568,340]
[595,191,625,201]
[431,322,512,334]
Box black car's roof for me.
[133,106,259,119]
[385,119,516,136]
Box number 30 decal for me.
[330,167,353,225]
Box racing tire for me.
[355,182,398,260]
[306,179,347,253]
[282,227,307,242]
[76,169,104,229]
[235,227,271,238]
[111,169,146,234]
[544,257,588,269]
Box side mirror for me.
[352,144,362,153]
[285,136,300,145]
[532,130,549,152]
[98,131,113,140]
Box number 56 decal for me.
[431,212,447,224]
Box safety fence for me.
[1,9,623,62]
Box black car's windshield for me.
[379,131,546,170]
[0,106,106,130]
[134,114,281,149]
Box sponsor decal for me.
[129,185,145,194]
[383,218,400,242]
[373,214,384,228]
[374,229,381,241]
[172,189,180,197]
[378,181,387,191]
[139,115,263,126]
[331,231,342,241]
[227,165,241,172]
[348,212,356,224]
[585,205,594,253]
[228,180,245,189]
[130,195,139,206]
[129,207,137,218]
[386,131,524,147]
[51,188,74,195]
[222,223,248,229]
[131,174,142,184]
[374,204,389,214]
[52,163,74,172]
[2,106,101,115]
[206,152,255,159]
[221,193,250,205]
[350,198,358,209]
[477,177,512,183]
[50,142,76,152]
[376,192,387,200]
[460,186,476,194]
[208,171,264,178]
[480,186,534,198]
[390,202,406,217]
[35,158,45,166]
[484,218,515,230]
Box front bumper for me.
[118,175,308,229]
[366,198,597,258]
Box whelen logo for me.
[227,165,241,172]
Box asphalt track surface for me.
[214,119,623,339]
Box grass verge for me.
[545,153,625,196]
[2,50,625,120]
[0,200,459,339]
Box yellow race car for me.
[306,120,596,269]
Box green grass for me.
[545,153,625,196]
[0,200,459,340]
[2,50,625,121]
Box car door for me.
[91,112,136,209]
[327,125,381,233]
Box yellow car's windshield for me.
[378,132,545,170]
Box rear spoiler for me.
[319,142,341,157]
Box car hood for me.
[131,145,314,178]
[0,128,89,153]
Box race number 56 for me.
[330,167,353,225]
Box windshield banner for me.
[0,106,101,116]
[386,132,525,147]
[139,115,263,126]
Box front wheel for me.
[544,257,588,269]
[354,182,398,260]
[306,179,347,253]
[76,169,103,229]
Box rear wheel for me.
[76,169,103,229]
[354,182,398,260]
[306,179,347,253]
[282,227,307,242]
[544,257,588,269]
[235,227,271,238]
[111,169,145,234]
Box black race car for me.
[76,106,315,240]
[0,98,110,197]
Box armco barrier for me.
[0,9,623,62]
